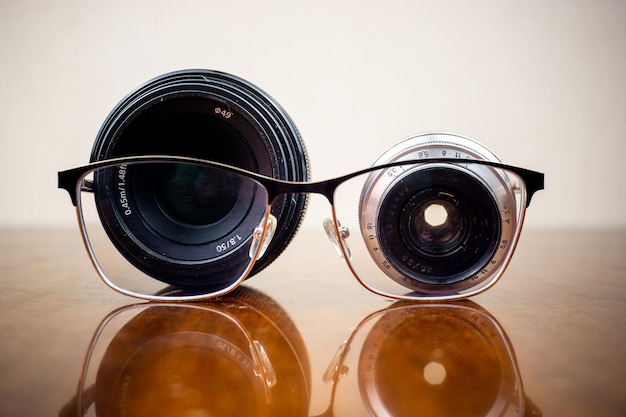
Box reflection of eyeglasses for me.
[61,297,542,417]
[58,154,543,302]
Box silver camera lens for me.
[359,133,522,295]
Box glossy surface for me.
[0,228,624,416]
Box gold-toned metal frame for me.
[59,155,544,302]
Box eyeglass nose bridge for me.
[263,177,353,261]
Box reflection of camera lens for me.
[103,332,262,417]
[93,288,310,417]
[96,307,267,417]
[90,70,309,288]
[359,303,517,417]
[378,166,501,284]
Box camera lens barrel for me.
[90,70,309,288]
[359,132,520,295]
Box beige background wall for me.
[1,0,624,229]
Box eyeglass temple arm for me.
[505,165,544,208]
[58,166,98,206]
[58,171,80,207]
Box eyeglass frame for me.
[58,154,544,301]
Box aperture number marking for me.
[216,235,243,253]
[117,164,132,216]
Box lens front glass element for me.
[124,162,258,247]
[77,160,269,300]
[156,163,240,225]
[376,166,501,285]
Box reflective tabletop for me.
[0,228,624,416]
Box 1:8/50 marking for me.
[216,235,242,253]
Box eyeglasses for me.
[58,154,543,302]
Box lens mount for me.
[90,70,309,288]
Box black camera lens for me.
[90,70,309,288]
[377,166,501,285]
